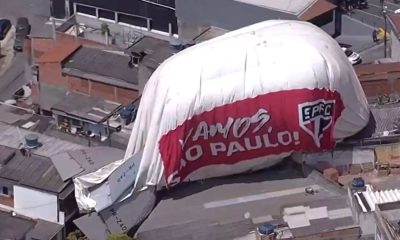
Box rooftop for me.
[126,36,179,70]
[0,210,35,240]
[63,46,139,87]
[234,0,336,20]
[137,160,351,240]
[25,219,63,240]
[51,92,122,124]
[51,147,125,181]
[0,145,69,193]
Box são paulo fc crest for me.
[298,100,335,148]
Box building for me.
[135,160,360,240]
[50,0,177,34]
[354,63,400,103]
[175,0,337,43]
[388,14,400,62]
[50,0,177,50]
[0,209,64,240]
[0,123,84,238]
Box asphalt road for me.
[351,0,400,28]
[0,0,52,37]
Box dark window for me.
[76,4,96,16]
[118,14,147,28]
[2,187,8,195]
[99,9,114,20]
[51,0,66,19]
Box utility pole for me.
[381,0,388,58]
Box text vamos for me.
[166,109,301,185]
[181,109,300,160]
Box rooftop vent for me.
[128,51,146,68]
[24,134,41,149]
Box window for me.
[99,9,115,21]
[76,4,96,16]
[118,13,147,28]
[2,186,8,195]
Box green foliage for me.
[101,23,110,36]
[66,230,89,240]
[107,233,134,240]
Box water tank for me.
[258,223,275,235]
[25,134,40,148]
[352,177,365,188]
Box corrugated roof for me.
[51,92,122,123]
[51,147,125,181]
[137,163,350,240]
[0,145,69,193]
[0,122,84,158]
[370,104,400,135]
[355,184,400,213]
[26,219,63,240]
[63,46,139,85]
[298,0,337,21]
[0,210,35,240]
[37,43,80,63]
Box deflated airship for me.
[125,20,370,189]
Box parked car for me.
[13,17,30,52]
[0,19,11,41]
[341,47,362,65]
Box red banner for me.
[159,88,344,186]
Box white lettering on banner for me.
[169,108,304,185]
[192,109,270,141]
[185,145,203,161]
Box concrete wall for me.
[14,185,60,223]
[391,31,400,61]
[175,0,295,42]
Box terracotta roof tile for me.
[298,0,337,21]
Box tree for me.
[66,230,89,240]
[107,233,134,240]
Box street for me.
[351,0,400,28]
[0,0,52,37]
[0,0,53,100]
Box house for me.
[35,44,140,112]
[354,63,400,102]
[50,0,177,35]
[0,124,84,238]
[0,209,63,240]
[388,14,400,62]
[375,202,400,240]
[135,160,360,240]
[175,0,338,43]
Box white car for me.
[341,47,362,65]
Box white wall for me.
[14,185,59,223]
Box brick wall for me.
[66,75,89,95]
[91,81,117,101]
[39,63,66,88]
[360,80,391,98]
[116,87,139,105]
